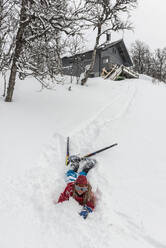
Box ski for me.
[66,136,70,166]
[65,136,117,164]
[81,143,118,159]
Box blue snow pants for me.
[65,170,87,183]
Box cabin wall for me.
[101,46,124,72]
[62,43,132,77]
[62,51,100,77]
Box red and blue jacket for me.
[58,182,95,210]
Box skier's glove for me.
[79,206,92,219]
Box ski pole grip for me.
[66,137,70,166]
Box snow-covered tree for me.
[81,0,138,85]
[130,40,166,83]
[5,0,86,102]
[66,34,86,83]
[153,48,166,82]
[0,0,17,72]
[130,40,153,75]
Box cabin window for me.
[113,48,117,54]
[102,57,109,64]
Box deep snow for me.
[0,75,166,248]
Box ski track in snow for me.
[116,211,166,248]
[1,77,166,248]
[69,80,137,154]
[6,80,137,248]
[20,79,165,248]
[24,79,158,248]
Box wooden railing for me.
[101,65,139,80]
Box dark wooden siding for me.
[62,40,132,77]
[101,46,123,71]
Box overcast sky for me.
[86,0,166,51]
[125,0,166,50]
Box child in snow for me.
[58,156,96,219]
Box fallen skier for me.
[58,156,96,219]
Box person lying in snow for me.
[58,156,96,219]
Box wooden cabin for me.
[62,39,133,78]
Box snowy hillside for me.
[1,75,166,248]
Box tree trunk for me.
[5,62,17,101]
[5,0,27,102]
[55,31,63,76]
[2,71,7,97]
[81,25,101,85]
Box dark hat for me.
[75,175,88,185]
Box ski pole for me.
[66,137,70,166]
[81,143,118,159]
